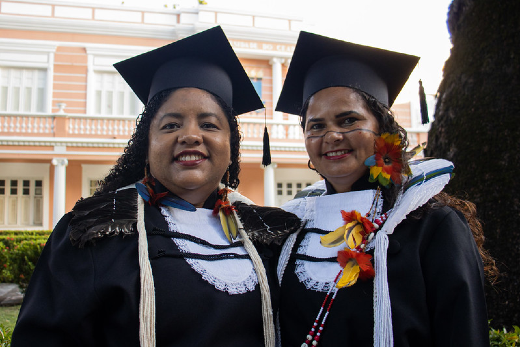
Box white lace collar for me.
[294,190,382,292]
[160,206,258,295]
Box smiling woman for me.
[11,26,301,347]
[147,88,232,207]
[275,31,494,347]
[304,87,380,193]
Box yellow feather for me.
[345,222,364,249]
[228,212,238,240]
[321,225,346,247]
[370,165,383,178]
[336,260,360,288]
[405,142,427,160]
[219,209,232,243]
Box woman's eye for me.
[342,117,357,126]
[309,123,325,131]
[201,122,218,130]
[161,122,179,130]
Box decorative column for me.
[263,163,277,207]
[52,158,68,227]
[270,57,285,122]
[264,58,285,206]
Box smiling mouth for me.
[325,150,352,157]
[176,154,206,162]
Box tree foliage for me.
[426,0,520,327]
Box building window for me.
[94,72,141,116]
[0,178,43,227]
[276,181,312,206]
[89,180,100,197]
[0,67,46,113]
[250,78,262,99]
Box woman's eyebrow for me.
[198,112,220,120]
[335,110,360,119]
[157,113,182,122]
[307,110,360,124]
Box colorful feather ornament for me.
[321,210,375,250]
[405,142,427,161]
[320,193,384,288]
[213,195,239,242]
[365,133,408,187]
[336,249,375,288]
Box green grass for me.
[0,305,20,331]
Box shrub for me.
[0,230,50,290]
[490,324,520,347]
[0,324,12,347]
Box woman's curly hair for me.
[96,88,241,195]
[300,87,498,282]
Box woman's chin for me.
[168,178,219,198]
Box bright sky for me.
[90,0,454,103]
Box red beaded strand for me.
[302,188,387,346]
[302,271,342,347]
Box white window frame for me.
[0,68,47,113]
[92,71,141,116]
[274,168,321,206]
[86,45,146,117]
[0,163,50,230]
[0,39,56,114]
[81,164,113,198]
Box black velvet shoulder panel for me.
[69,188,138,248]
[234,202,301,245]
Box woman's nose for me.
[323,129,343,143]
[178,124,203,144]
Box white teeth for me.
[326,150,349,157]
[177,154,204,161]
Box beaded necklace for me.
[302,187,388,347]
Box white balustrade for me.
[63,116,137,136]
[0,113,55,134]
[0,112,304,141]
[238,118,303,141]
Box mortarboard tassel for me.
[419,80,429,124]
[262,109,271,166]
[262,126,271,166]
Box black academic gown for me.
[279,182,489,347]
[12,188,291,347]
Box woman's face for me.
[147,88,231,207]
[304,87,380,193]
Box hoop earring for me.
[308,159,319,173]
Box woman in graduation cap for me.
[12,26,300,347]
[275,31,495,347]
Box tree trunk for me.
[426,0,520,328]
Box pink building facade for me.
[0,0,430,230]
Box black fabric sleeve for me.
[11,212,141,347]
[422,208,489,347]
[11,213,101,346]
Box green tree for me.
[426,0,520,327]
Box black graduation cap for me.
[276,31,419,115]
[114,26,264,115]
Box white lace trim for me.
[160,206,258,295]
[291,190,382,293]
